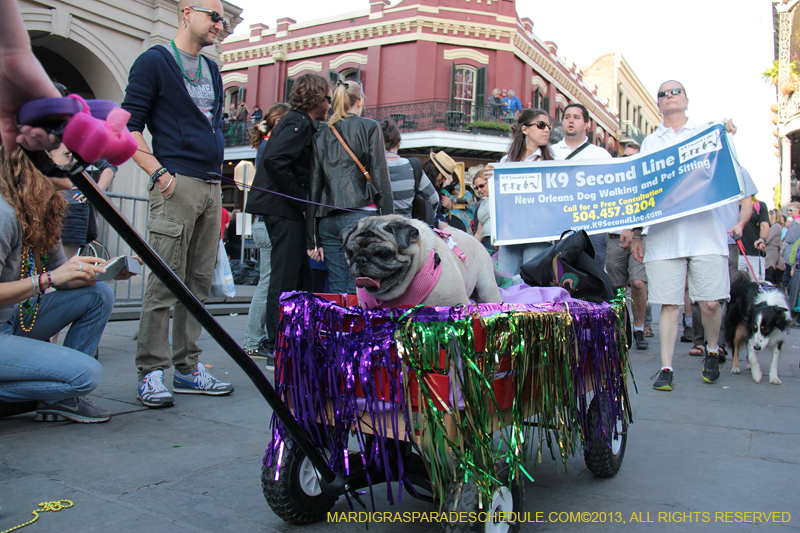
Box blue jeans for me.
[319,211,373,294]
[0,283,113,402]
[244,219,272,350]
[497,242,549,277]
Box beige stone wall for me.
[583,53,615,111]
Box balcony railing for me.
[223,118,257,148]
[363,100,517,134]
[222,101,518,147]
[620,120,645,144]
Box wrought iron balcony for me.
[363,99,516,134]
[221,101,520,147]
[223,118,258,148]
[620,120,645,144]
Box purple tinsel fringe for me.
[264,291,631,509]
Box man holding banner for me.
[627,80,753,392]
[551,103,612,269]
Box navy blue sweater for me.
[122,45,224,180]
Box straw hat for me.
[429,151,456,178]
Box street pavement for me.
[1,307,799,533]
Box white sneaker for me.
[173,363,234,396]
[138,370,174,408]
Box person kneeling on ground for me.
[0,147,119,423]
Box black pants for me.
[264,215,312,351]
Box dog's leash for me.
[732,232,760,281]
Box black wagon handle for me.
[24,147,347,497]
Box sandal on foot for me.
[689,344,705,356]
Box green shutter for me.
[542,96,550,114]
[475,66,486,120]
[329,70,340,86]
[450,62,456,104]
[284,77,294,102]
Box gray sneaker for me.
[634,330,649,350]
[35,397,111,423]
[173,363,234,395]
[138,370,175,408]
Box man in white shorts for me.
[626,80,752,391]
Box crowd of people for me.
[1,0,798,427]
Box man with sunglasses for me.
[122,0,234,408]
[551,103,613,268]
[627,80,753,392]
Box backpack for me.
[520,230,616,304]
[408,157,435,227]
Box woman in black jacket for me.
[307,81,393,293]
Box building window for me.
[534,88,541,109]
[452,65,476,115]
[284,78,294,103]
[555,106,564,122]
[618,90,623,126]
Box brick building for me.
[220,0,622,167]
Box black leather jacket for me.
[246,109,318,221]
[307,114,394,248]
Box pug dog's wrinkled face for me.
[340,216,421,297]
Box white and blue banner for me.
[489,122,745,244]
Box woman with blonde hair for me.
[306,80,393,293]
[0,147,120,423]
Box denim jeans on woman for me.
[319,211,373,294]
[497,242,549,277]
[0,283,113,402]
[244,219,272,351]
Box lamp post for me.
[234,160,256,264]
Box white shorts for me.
[645,255,730,306]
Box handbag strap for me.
[565,141,590,160]
[330,124,371,182]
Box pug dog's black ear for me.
[384,220,420,250]
[340,221,361,248]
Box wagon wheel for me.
[441,461,522,533]
[261,439,338,524]
[583,393,627,478]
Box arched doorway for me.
[26,29,126,103]
[33,46,95,98]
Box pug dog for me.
[341,215,502,308]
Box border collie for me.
[724,282,794,385]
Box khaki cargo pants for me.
[136,173,221,379]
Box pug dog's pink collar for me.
[432,228,466,263]
[357,250,441,309]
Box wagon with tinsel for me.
[261,292,633,532]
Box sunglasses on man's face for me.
[190,6,227,25]
[526,121,551,130]
[657,88,683,99]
